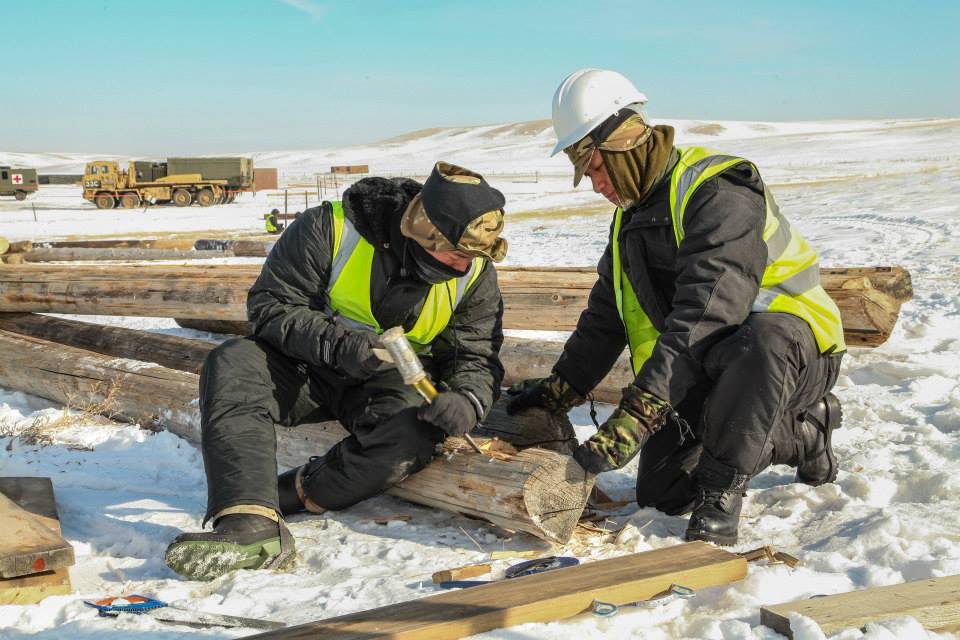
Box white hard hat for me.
[550,68,648,156]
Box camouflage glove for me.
[505,372,587,416]
[573,385,671,474]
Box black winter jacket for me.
[246,177,505,417]
[554,151,769,408]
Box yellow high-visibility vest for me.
[326,201,484,350]
[613,147,845,374]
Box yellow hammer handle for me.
[414,378,440,403]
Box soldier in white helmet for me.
[508,69,845,545]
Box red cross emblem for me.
[12,174,23,184]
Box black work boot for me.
[796,392,843,486]
[165,513,295,581]
[684,487,744,546]
[685,456,748,546]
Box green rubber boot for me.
[164,513,295,581]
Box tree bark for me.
[0,264,910,346]
[20,248,233,262]
[0,329,590,543]
[0,313,215,374]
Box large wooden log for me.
[32,239,162,249]
[33,238,214,250]
[0,264,256,319]
[0,313,626,404]
[0,313,215,374]
[21,248,233,262]
[0,330,590,543]
[194,239,275,257]
[0,264,910,346]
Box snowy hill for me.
[1,117,959,639]
[3,116,948,177]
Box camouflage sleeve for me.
[246,203,337,366]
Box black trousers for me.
[635,313,842,515]
[198,337,444,523]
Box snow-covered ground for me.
[1,117,959,639]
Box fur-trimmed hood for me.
[341,177,422,254]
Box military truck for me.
[0,167,39,200]
[81,157,253,209]
[168,157,253,191]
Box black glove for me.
[418,391,479,437]
[505,372,586,415]
[324,327,385,380]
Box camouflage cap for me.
[563,112,652,187]
[401,194,507,262]
[401,162,508,262]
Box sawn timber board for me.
[0,477,73,604]
[760,575,960,638]
[248,541,746,639]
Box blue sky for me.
[3,0,957,154]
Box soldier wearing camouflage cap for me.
[166,162,508,580]
[509,69,845,546]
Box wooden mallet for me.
[378,327,484,454]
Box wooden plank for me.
[248,542,746,639]
[432,564,491,584]
[0,490,74,578]
[0,264,910,347]
[0,478,73,604]
[760,575,960,638]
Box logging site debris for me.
[1,113,959,640]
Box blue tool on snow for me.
[84,595,286,630]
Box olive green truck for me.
[82,157,254,208]
[0,167,39,200]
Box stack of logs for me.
[0,260,912,543]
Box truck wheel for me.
[95,193,116,209]
[196,188,216,207]
[14,191,26,201]
[121,193,141,209]
[173,189,193,207]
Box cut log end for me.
[521,450,594,543]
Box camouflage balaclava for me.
[564,110,676,209]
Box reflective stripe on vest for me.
[611,209,660,373]
[613,147,846,374]
[326,201,484,350]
